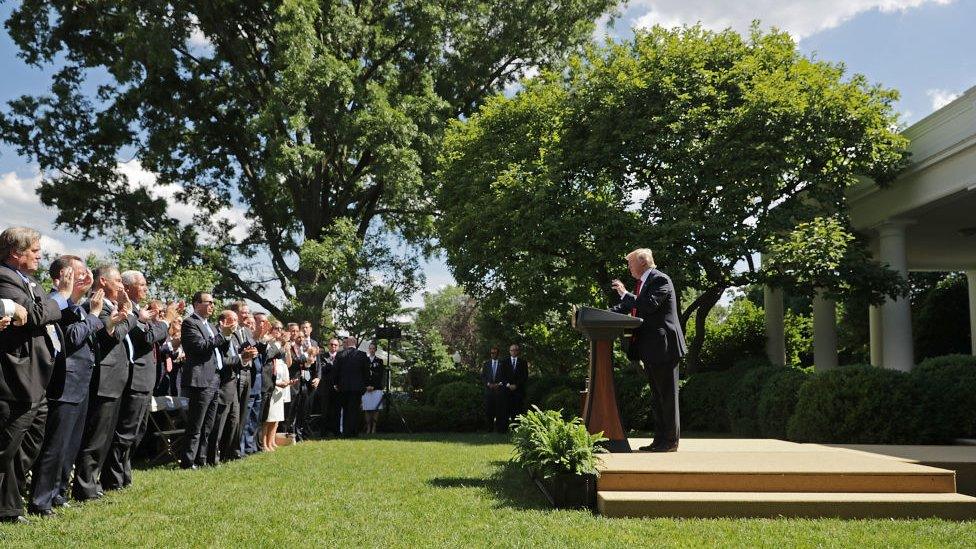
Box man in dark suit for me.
[611,248,687,452]
[242,312,269,454]
[333,336,369,437]
[317,338,340,437]
[480,346,509,433]
[0,227,72,523]
[180,291,233,469]
[287,322,319,442]
[102,270,175,490]
[73,264,137,501]
[228,302,258,458]
[29,256,103,516]
[209,309,257,464]
[504,344,528,427]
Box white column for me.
[764,285,786,366]
[813,289,838,371]
[967,271,976,356]
[878,221,914,372]
[869,305,883,367]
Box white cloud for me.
[926,88,960,111]
[629,0,954,40]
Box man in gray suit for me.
[611,248,687,452]
[180,291,233,469]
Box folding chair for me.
[147,395,189,465]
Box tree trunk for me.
[683,286,723,374]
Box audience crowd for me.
[0,227,390,524]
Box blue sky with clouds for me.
[0,0,972,306]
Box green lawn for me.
[2,433,975,547]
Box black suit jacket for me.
[126,305,169,393]
[480,358,510,391]
[181,313,230,389]
[334,347,369,392]
[259,340,285,396]
[46,302,103,404]
[366,356,385,389]
[0,267,63,402]
[93,299,138,398]
[611,268,688,365]
[504,356,528,396]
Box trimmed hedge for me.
[680,368,746,432]
[913,354,976,441]
[756,368,810,439]
[432,381,484,431]
[725,365,783,437]
[424,369,478,404]
[786,365,922,444]
[541,387,581,420]
[616,368,652,433]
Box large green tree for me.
[0,0,618,323]
[436,25,910,372]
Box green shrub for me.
[541,387,581,420]
[725,365,782,436]
[615,368,651,433]
[787,365,922,444]
[680,367,749,432]
[691,299,813,370]
[525,373,578,410]
[424,369,478,404]
[510,406,607,479]
[432,381,484,431]
[381,400,443,432]
[912,354,976,441]
[756,367,811,438]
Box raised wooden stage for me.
[596,439,976,519]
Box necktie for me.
[125,305,138,363]
[631,278,643,317]
[202,318,224,370]
[491,360,497,380]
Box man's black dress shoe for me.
[0,515,30,524]
[52,498,70,508]
[649,443,678,452]
[27,507,54,517]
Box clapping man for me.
[333,336,369,437]
[0,229,72,523]
[228,301,258,459]
[180,292,233,469]
[29,257,103,516]
[317,338,340,437]
[73,265,136,501]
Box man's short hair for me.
[229,300,248,313]
[253,311,268,319]
[287,322,299,329]
[219,310,235,322]
[626,248,657,269]
[120,270,143,286]
[92,264,119,283]
[191,291,212,304]
[0,227,40,260]
[48,255,83,281]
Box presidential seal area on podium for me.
[571,305,641,453]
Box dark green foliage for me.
[680,368,751,432]
[757,368,811,439]
[787,365,922,444]
[432,382,484,432]
[912,354,976,441]
[424,369,479,404]
[725,365,783,436]
[615,368,652,433]
[525,373,579,409]
[380,400,444,433]
[912,273,972,361]
[541,387,581,420]
[692,300,812,371]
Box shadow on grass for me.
[427,459,549,511]
[370,432,514,446]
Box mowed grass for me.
[1,433,975,547]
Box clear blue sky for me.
[1,0,972,305]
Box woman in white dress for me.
[262,322,295,451]
[361,343,386,434]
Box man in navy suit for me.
[333,336,369,437]
[611,248,687,452]
[29,256,103,516]
[180,291,233,469]
[0,228,73,523]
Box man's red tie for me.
[631,279,642,317]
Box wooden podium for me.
[572,306,641,453]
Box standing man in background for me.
[333,336,369,437]
[481,346,509,433]
[505,344,528,427]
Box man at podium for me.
[610,248,687,452]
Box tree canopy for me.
[435,25,910,371]
[1,0,619,324]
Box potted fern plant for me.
[510,406,607,510]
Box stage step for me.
[596,452,956,493]
[597,491,976,519]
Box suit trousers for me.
[484,389,508,433]
[0,399,46,517]
[339,391,362,437]
[507,391,526,427]
[182,386,218,468]
[207,380,239,465]
[642,360,680,446]
[241,391,263,454]
[231,377,251,458]
[30,396,88,511]
[73,395,122,499]
[289,384,312,441]
[102,387,150,490]
[318,387,340,437]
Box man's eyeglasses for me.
[197,300,214,305]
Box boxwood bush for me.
[432,381,484,431]
[757,367,811,439]
[912,354,976,441]
[725,364,783,436]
